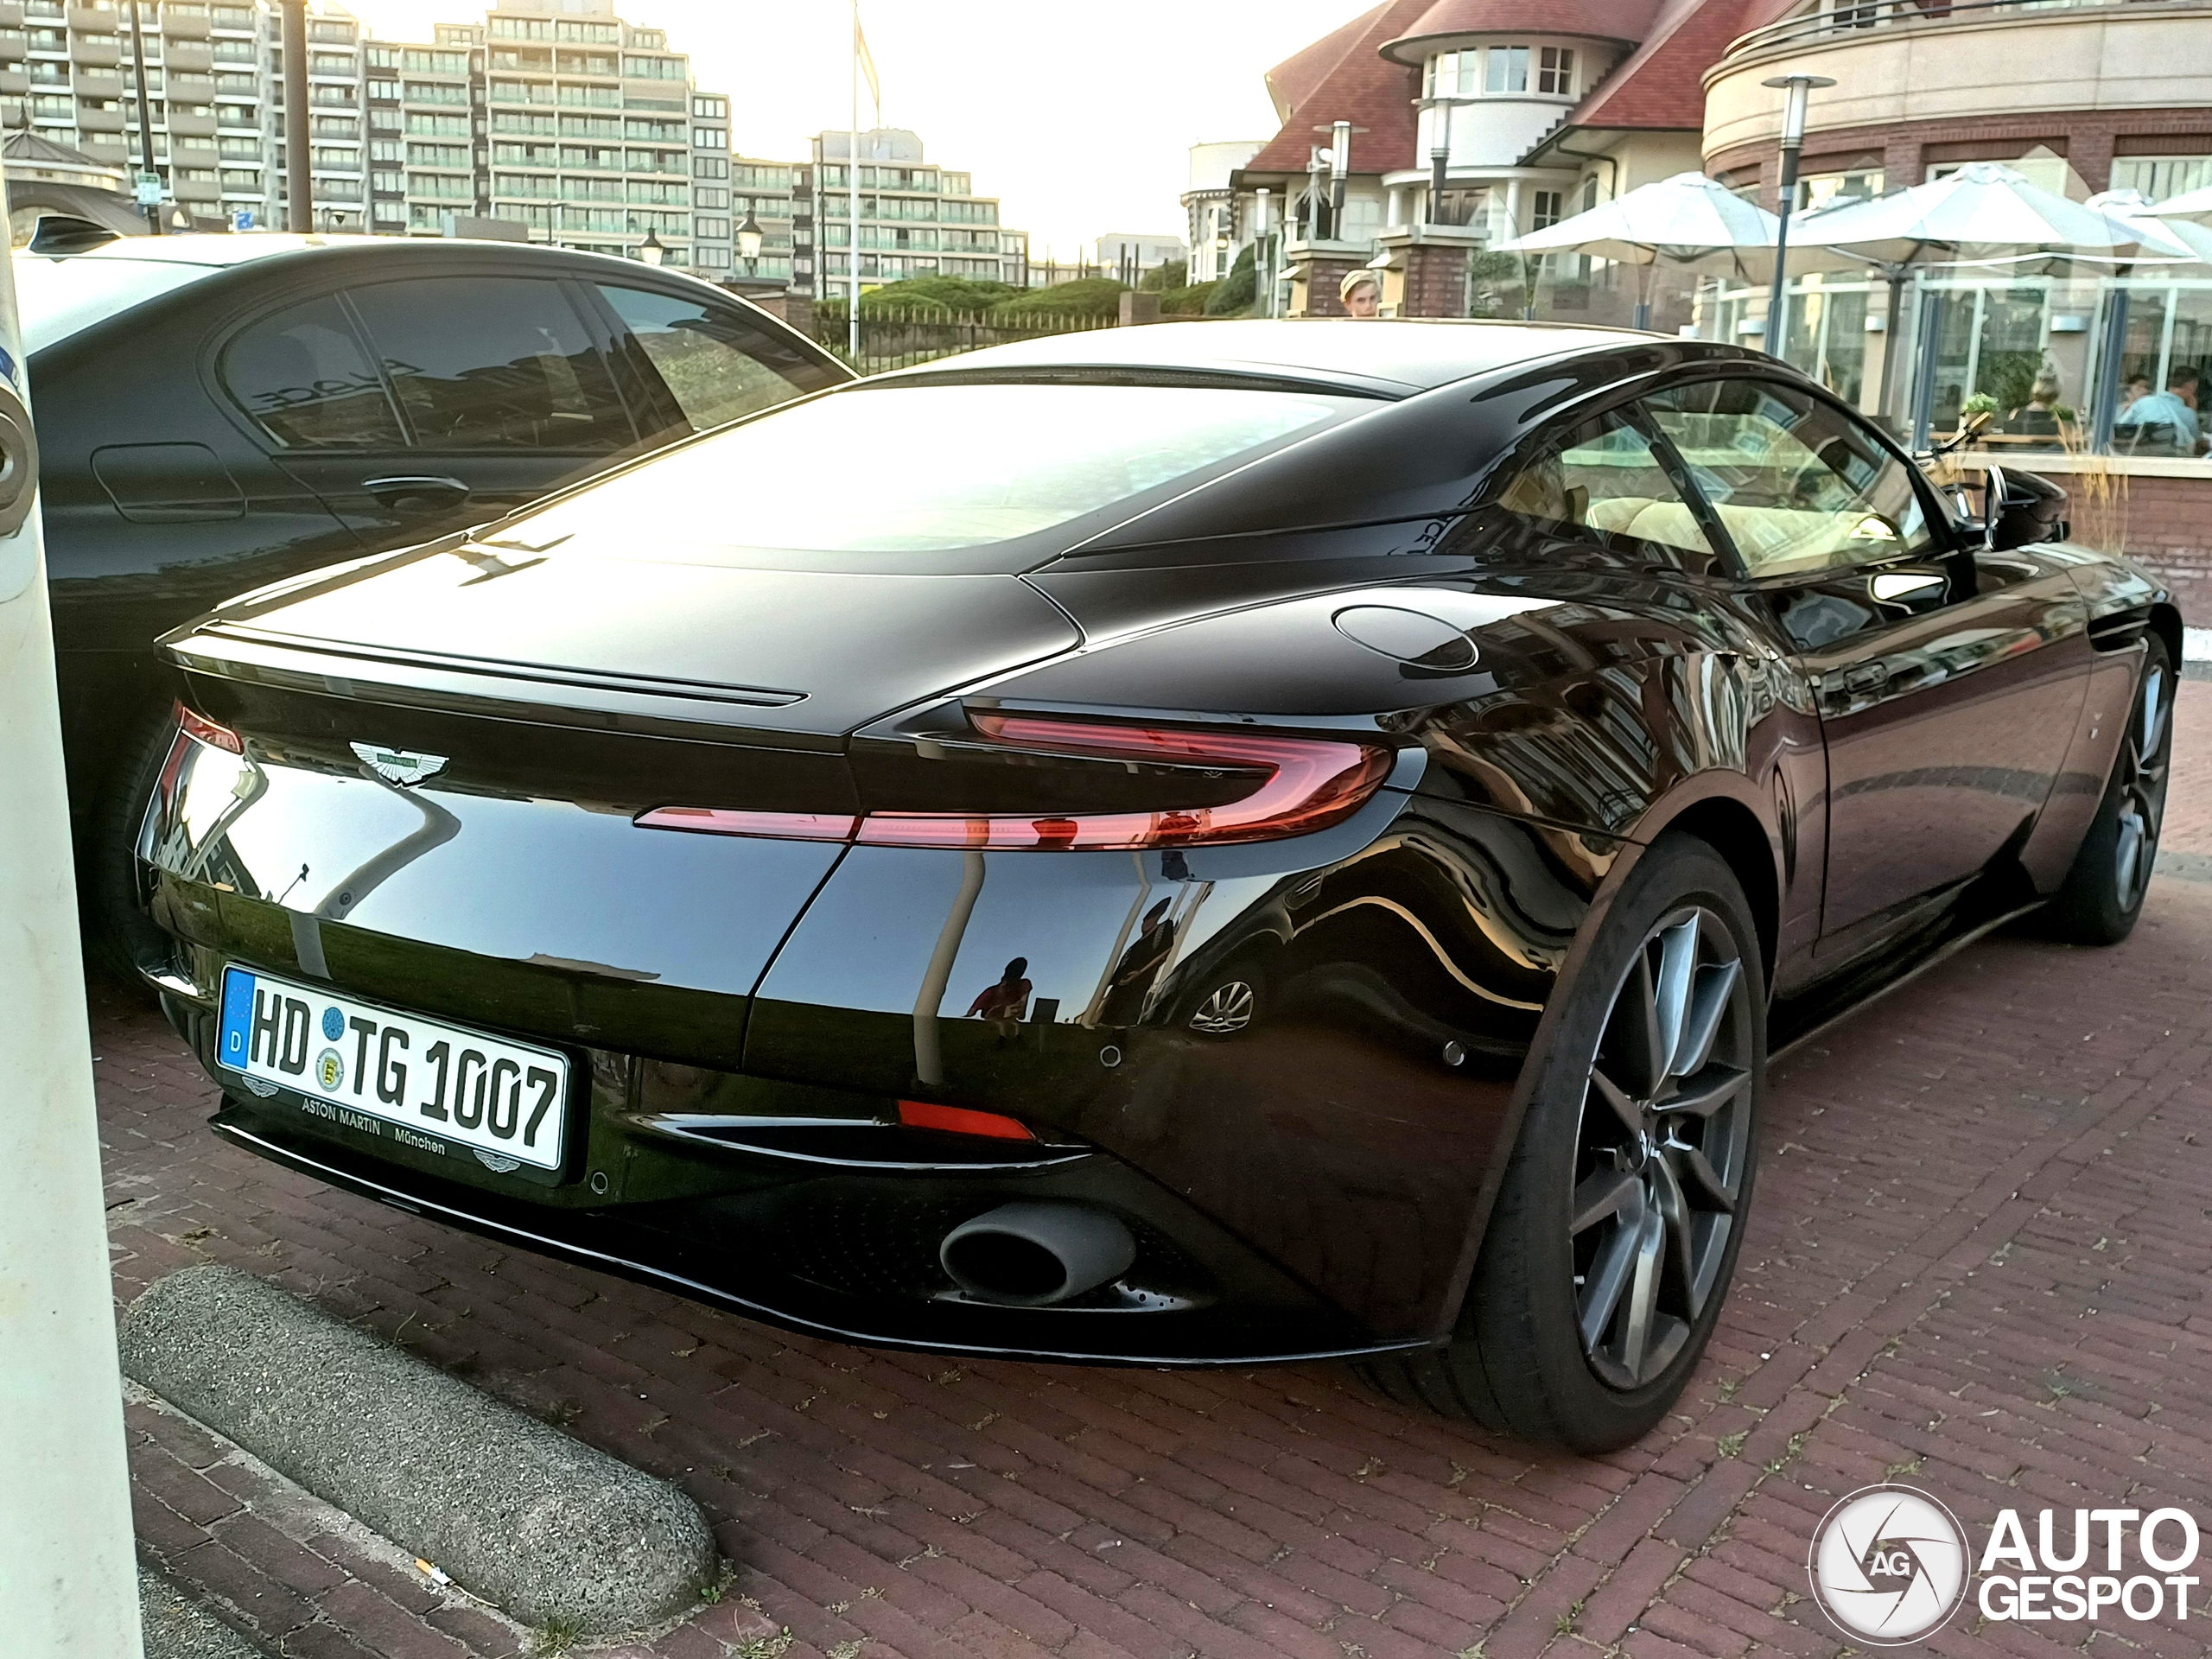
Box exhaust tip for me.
[939,1202,1137,1307]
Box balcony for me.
[69,34,114,67]
[159,9,207,39]
[0,3,23,23]
[174,173,220,201]
[1705,0,2212,161]
[0,68,24,93]
[78,134,125,162]
[166,109,214,137]
[164,38,209,73]
[75,65,119,95]
[64,4,111,29]
[75,100,120,129]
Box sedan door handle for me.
[1841,663,1889,696]
[361,474,471,506]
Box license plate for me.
[217,965,570,1172]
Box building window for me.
[1537,47,1573,95]
[692,126,726,150]
[1426,50,1478,97]
[1531,190,1562,231]
[1486,46,1529,93]
[694,215,728,238]
[2112,156,2212,201]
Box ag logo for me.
[1808,1484,1969,1644]
[350,741,448,788]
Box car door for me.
[1643,376,2089,956]
[585,279,850,447]
[217,274,641,550]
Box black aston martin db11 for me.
[138,320,2173,1449]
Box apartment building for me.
[0,0,735,279]
[804,127,1027,297]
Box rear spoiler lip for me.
[162,622,831,749]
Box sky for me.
[338,1,1372,260]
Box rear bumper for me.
[197,1086,1408,1368]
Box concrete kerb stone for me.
[118,1264,718,1636]
[140,1567,268,1659]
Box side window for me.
[595,284,838,435]
[344,277,632,452]
[1495,408,1717,566]
[1642,379,1934,577]
[219,295,404,449]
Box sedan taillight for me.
[635,714,1394,851]
[176,701,243,754]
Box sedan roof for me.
[885,317,1654,396]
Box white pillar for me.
[0,172,144,1653]
[1503,178,1523,241]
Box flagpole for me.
[849,0,861,359]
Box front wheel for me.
[2044,636,2173,946]
[1362,835,1764,1451]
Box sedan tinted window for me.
[1642,379,1933,577]
[220,294,405,449]
[1496,409,1715,566]
[507,383,1354,556]
[596,284,837,435]
[346,276,631,452]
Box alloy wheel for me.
[1570,905,1754,1391]
[1188,981,1257,1035]
[2114,660,2171,913]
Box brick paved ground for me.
[97,685,2212,1659]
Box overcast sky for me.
[341,1,1369,258]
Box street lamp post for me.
[638,228,665,267]
[1759,73,1834,358]
[736,207,762,276]
[124,0,161,233]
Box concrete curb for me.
[140,1567,268,1659]
[119,1265,717,1635]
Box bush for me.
[991,277,1129,320]
[1140,258,1187,293]
[1158,281,1217,315]
[818,275,1019,320]
[1204,245,1255,316]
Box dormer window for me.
[1427,42,1577,99]
[1425,49,1478,96]
[1486,46,1528,92]
[1538,46,1576,94]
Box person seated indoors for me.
[2119,374,2152,416]
[2121,365,2204,453]
[1339,269,1381,318]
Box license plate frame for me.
[216,964,575,1179]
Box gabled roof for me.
[1381,0,1666,64]
[1537,0,1792,139]
[1244,0,1431,178]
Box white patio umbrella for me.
[2145,181,2212,228]
[1787,163,2145,443]
[1497,171,1780,329]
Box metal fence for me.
[807,308,1116,375]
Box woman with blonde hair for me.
[1339,268,1381,318]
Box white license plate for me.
[217,965,570,1172]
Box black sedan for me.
[137,321,2173,1449]
[21,232,848,967]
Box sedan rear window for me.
[513,381,1354,556]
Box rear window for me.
[15,253,226,354]
[511,381,1356,556]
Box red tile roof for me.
[1380,0,1667,64]
[1245,0,1432,177]
[1546,0,1792,136]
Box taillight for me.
[634,714,1394,851]
[897,1100,1035,1141]
[176,702,243,754]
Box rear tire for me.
[2044,637,2172,946]
[1361,835,1764,1451]
[80,697,178,985]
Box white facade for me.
[1182,138,1262,280]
